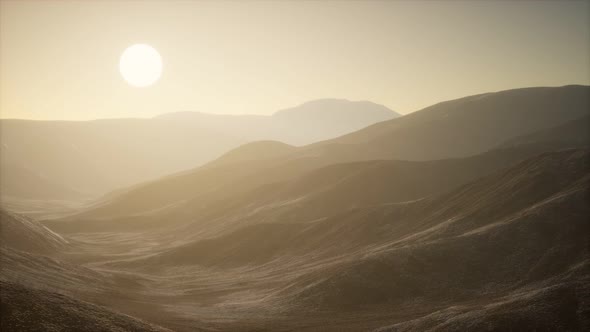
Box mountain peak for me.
[273,99,399,119]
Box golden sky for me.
[1,0,589,120]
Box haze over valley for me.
[0,99,397,202]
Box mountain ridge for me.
[0,99,398,200]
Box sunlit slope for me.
[0,99,397,200]
[64,85,590,223]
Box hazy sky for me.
[1,0,589,120]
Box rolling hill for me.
[60,85,590,225]
[115,149,589,269]
[0,281,171,332]
[69,149,590,331]
[3,86,589,331]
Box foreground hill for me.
[375,271,589,332]
[0,99,397,200]
[62,85,590,225]
[0,210,189,332]
[281,149,589,307]
[0,280,171,332]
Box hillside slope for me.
[282,149,589,308]
[499,114,590,149]
[123,150,589,271]
[315,85,589,160]
[93,150,590,332]
[0,209,67,254]
[0,281,171,332]
[61,86,590,227]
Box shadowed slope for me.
[116,150,589,277]
[280,150,589,313]
[374,265,589,332]
[499,114,590,149]
[0,281,171,332]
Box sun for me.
[119,44,162,87]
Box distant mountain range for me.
[0,99,398,200]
